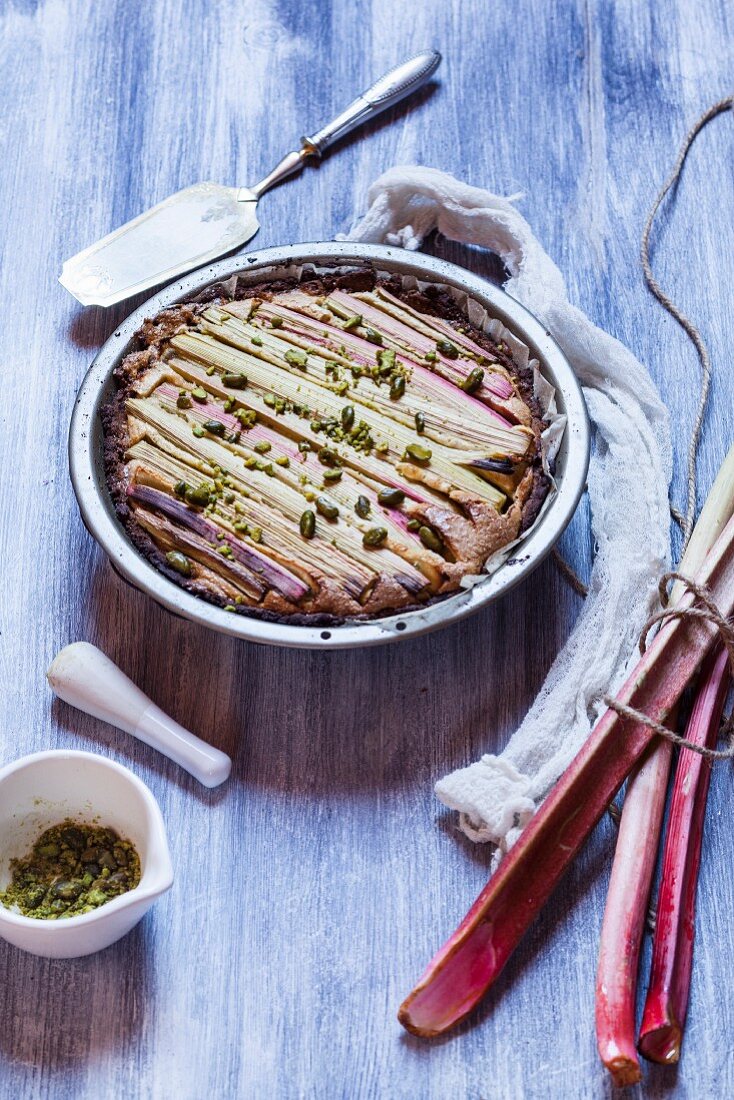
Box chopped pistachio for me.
[254,440,272,454]
[285,348,308,369]
[377,348,396,373]
[318,447,339,467]
[234,408,257,429]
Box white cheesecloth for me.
[343,166,673,861]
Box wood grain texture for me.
[1,0,733,1096]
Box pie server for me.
[59,50,441,308]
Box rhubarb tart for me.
[103,270,550,622]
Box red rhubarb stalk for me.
[595,736,673,1085]
[637,644,731,1064]
[398,512,734,1037]
[595,443,734,1083]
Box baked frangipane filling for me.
[103,274,549,622]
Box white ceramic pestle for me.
[47,643,232,788]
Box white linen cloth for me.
[344,167,672,861]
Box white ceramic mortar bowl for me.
[0,750,173,958]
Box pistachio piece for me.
[184,484,212,507]
[355,495,371,519]
[316,496,339,521]
[222,373,248,389]
[461,367,485,394]
[377,488,405,507]
[203,419,226,437]
[419,525,443,553]
[166,551,194,577]
[436,338,459,359]
[363,527,388,547]
[404,443,432,465]
[300,510,316,539]
[390,375,406,400]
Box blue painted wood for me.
[1,1,733,1096]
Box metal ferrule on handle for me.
[305,50,441,153]
[245,50,441,199]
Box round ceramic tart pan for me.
[70,243,590,649]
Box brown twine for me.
[641,95,734,552]
[555,95,734,594]
[603,572,734,761]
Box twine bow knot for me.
[604,572,734,761]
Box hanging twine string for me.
[602,97,734,765]
[556,95,734,597]
[641,95,734,551]
[604,572,734,760]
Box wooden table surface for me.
[2,1,734,1096]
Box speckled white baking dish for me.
[69,243,589,649]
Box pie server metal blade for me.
[59,50,441,308]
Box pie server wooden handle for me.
[47,643,232,788]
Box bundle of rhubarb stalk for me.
[398,443,734,1085]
